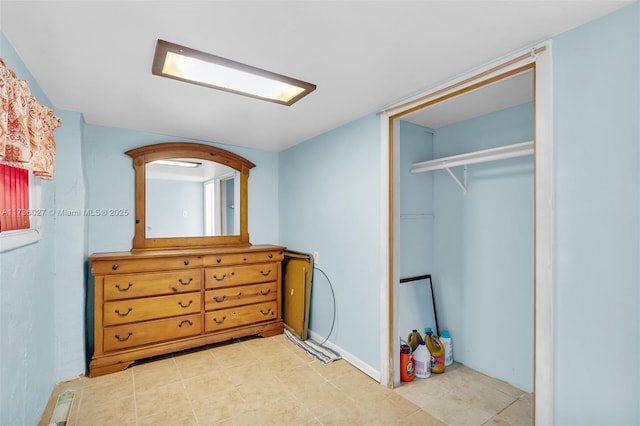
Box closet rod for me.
[410,141,533,174]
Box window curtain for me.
[0,57,61,180]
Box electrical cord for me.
[312,265,336,346]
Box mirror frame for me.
[126,142,255,251]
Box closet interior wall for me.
[399,100,534,392]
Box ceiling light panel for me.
[152,39,315,106]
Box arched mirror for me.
[126,142,255,251]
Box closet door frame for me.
[378,40,553,425]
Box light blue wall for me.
[82,125,280,254]
[432,103,534,392]
[146,179,204,238]
[279,114,381,370]
[52,109,88,381]
[1,30,60,425]
[398,121,438,339]
[553,4,639,424]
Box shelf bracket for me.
[445,165,467,195]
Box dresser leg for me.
[89,359,134,378]
[258,321,284,338]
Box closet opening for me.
[380,45,554,423]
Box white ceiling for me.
[403,69,534,129]
[0,1,632,152]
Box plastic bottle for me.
[440,330,453,367]
[407,329,422,352]
[412,340,431,378]
[400,344,415,382]
[424,328,445,374]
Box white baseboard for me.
[307,330,381,382]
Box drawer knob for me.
[260,270,272,276]
[213,274,226,282]
[213,295,226,303]
[260,308,272,316]
[112,264,119,271]
[178,278,193,286]
[178,320,193,328]
[213,316,227,324]
[115,308,133,317]
[115,332,133,342]
[216,258,222,263]
[178,300,193,308]
[260,289,271,296]
[115,283,132,292]
[243,257,247,261]
[268,253,273,259]
[184,260,189,266]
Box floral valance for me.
[0,57,61,180]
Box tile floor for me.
[39,335,533,425]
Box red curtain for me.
[0,163,29,231]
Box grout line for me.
[131,368,139,426]
[172,356,201,426]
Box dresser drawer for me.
[103,270,202,300]
[204,301,277,332]
[93,256,203,275]
[205,263,278,288]
[205,281,277,311]
[203,249,284,266]
[103,314,201,352]
[104,293,201,326]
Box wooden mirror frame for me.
[126,142,255,251]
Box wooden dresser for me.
[88,244,285,377]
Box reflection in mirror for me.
[145,158,240,238]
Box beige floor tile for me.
[137,409,198,426]
[259,349,309,373]
[133,356,182,392]
[402,408,448,425]
[317,402,389,426]
[83,368,134,399]
[361,391,426,424]
[447,363,526,399]
[72,395,136,426]
[135,381,192,419]
[484,393,534,426]
[308,359,354,381]
[330,367,387,402]
[291,381,349,418]
[173,347,220,379]
[398,369,517,425]
[40,337,532,426]
[210,341,260,367]
[251,394,316,425]
[183,371,240,400]
[222,361,279,385]
[191,392,249,423]
[236,376,294,411]
[277,363,328,392]
[242,334,287,353]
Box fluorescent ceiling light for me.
[152,39,316,106]
[149,159,201,168]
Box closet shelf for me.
[410,141,533,174]
[410,141,533,194]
